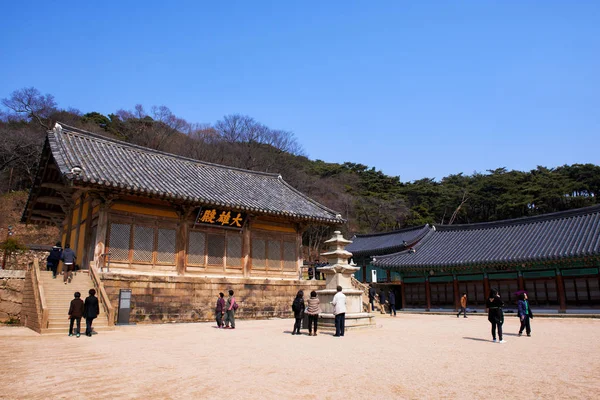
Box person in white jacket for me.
[331,286,347,337]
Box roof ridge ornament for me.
[53,123,63,134]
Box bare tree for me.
[1,87,57,129]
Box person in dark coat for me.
[61,244,76,284]
[68,291,84,337]
[46,242,62,279]
[83,288,100,337]
[378,290,387,314]
[486,289,505,343]
[388,290,396,316]
[517,293,533,337]
[291,290,305,335]
[368,285,376,313]
[215,292,225,328]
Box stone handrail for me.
[89,263,115,326]
[350,276,371,312]
[30,258,49,332]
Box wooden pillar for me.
[425,277,431,311]
[483,273,490,299]
[93,203,109,270]
[73,194,84,262]
[81,197,94,269]
[400,277,406,310]
[556,270,567,313]
[362,260,367,283]
[386,270,391,283]
[296,226,303,280]
[518,271,525,291]
[242,224,251,278]
[176,220,188,276]
[453,275,460,312]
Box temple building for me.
[21,123,343,328]
[349,206,600,312]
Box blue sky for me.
[1,1,598,182]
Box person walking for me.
[223,290,237,329]
[83,288,100,337]
[291,290,305,335]
[46,242,62,279]
[388,290,396,316]
[517,293,533,337]
[68,291,84,337]
[378,290,387,314]
[368,285,376,313]
[306,291,321,336]
[331,286,347,337]
[215,292,226,328]
[457,293,468,318]
[61,244,76,284]
[486,289,505,343]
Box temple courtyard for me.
[1,313,598,399]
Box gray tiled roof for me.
[43,123,343,223]
[346,225,430,257]
[374,205,600,269]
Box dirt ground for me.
[1,313,598,400]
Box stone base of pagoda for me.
[317,313,376,331]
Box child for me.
[68,292,84,337]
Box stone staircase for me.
[350,276,371,312]
[39,270,112,335]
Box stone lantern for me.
[317,231,375,330]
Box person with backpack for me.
[46,242,62,279]
[223,290,237,329]
[61,244,76,284]
[487,288,506,343]
[291,290,305,335]
[306,291,321,336]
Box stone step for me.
[42,326,113,335]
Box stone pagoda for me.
[317,231,375,330]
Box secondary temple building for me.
[22,123,343,323]
[348,206,600,312]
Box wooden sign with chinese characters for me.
[195,208,247,229]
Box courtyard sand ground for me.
[1,314,599,400]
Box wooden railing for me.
[29,258,49,332]
[89,263,115,326]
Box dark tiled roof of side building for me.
[373,205,600,269]
[346,225,431,257]
[29,123,343,223]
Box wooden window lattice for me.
[108,223,131,261]
[207,234,225,266]
[133,225,154,263]
[267,240,281,270]
[187,231,206,265]
[283,241,296,270]
[252,238,266,268]
[157,228,176,264]
[226,234,242,268]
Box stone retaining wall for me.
[0,270,25,323]
[101,274,326,323]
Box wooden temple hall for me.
[22,123,343,278]
[347,206,600,312]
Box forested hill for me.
[1,87,599,236]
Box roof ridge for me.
[375,227,436,260]
[54,122,282,179]
[353,224,429,238]
[433,204,600,232]
[276,177,342,217]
